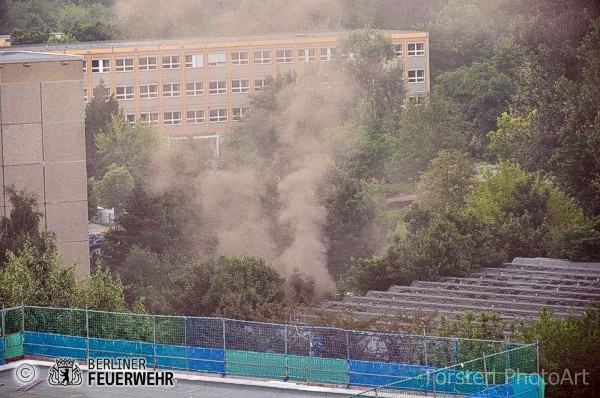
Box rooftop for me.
[0,51,82,64]
[9,29,427,52]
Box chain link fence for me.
[0,305,541,397]
[350,344,542,397]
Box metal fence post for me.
[432,369,437,398]
[222,319,227,377]
[423,330,428,367]
[483,352,490,398]
[284,324,289,381]
[21,302,25,353]
[505,337,510,383]
[345,330,351,387]
[152,315,157,370]
[85,307,90,363]
[454,338,459,364]
[536,340,541,397]
[184,316,189,372]
[1,307,5,363]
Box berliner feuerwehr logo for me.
[48,358,83,386]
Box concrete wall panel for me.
[57,240,90,278]
[46,200,88,243]
[0,83,42,124]
[44,161,87,203]
[2,123,43,165]
[42,121,86,162]
[3,163,45,198]
[41,80,85,123]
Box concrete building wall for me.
[0,52,89,277]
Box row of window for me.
[84,69,425,102]
[124,107,248,126]
[84,42,425,73]
[84,78,271,101]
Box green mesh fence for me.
[3,306,25,359]
[9,305,540,396]
[350,344,541,397]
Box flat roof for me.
[9,29,427,52]
[0,51,83,64]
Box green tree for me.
[95,114,158,180]
[0,187,45,265]
[0,237,79,308]
[424,0,522,79]
[322,169,384,279]
[10,26,50,45]
[69,20,119,42]
[416,150,475,211]
[85,81,119,178]
[466,162,588,260]
[79,263,127,312]
[435,40,524,155]
[346,208,477,295]
[55,2,113,33]
[518,306,600,398]
[338,31,404,128]
[93,164,135,214]
[391,94,468,179]
[202,257,287,321]
[101,184,199,271]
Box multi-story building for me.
[0,51,89,277]
[13,30,429,144]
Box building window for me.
[298,48,316,62]
[407,42,425,56]
[162,55,180,69]
[253,50,271,64]
[115,57,134,72]
[408,93,427,105]
[320,47,335,61]
[186,81,204,96]
[125,114,136,124]
[276,49,294,63]
[187,109,205,124]
[116,85,135,100]
[83,60,87,74]
[164,111,182,125]
[83,88,88,102]
[139,56,157,71]
[254,77,269,92]
[232,107,249,121]
[408,69,425,83]
[393,43,403,57]
[231,51,249,65]
[185,53,204,68]
[208,80,227,95]
[231,79,250,94]
[209,108,228,123]
[139,84,158,99]
[139,112,159,126]
[162,83,181,97]
[91,58,110,73]
[208,52,226,67]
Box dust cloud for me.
[148,70,361,297]
[113,0,346,39]
[126,0,369,297]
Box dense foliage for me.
[3,2,600,395]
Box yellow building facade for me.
[14,30,429,140]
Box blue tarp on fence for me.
[349,359,436,388]
[23,331,226,374]
[24,331,86,360]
